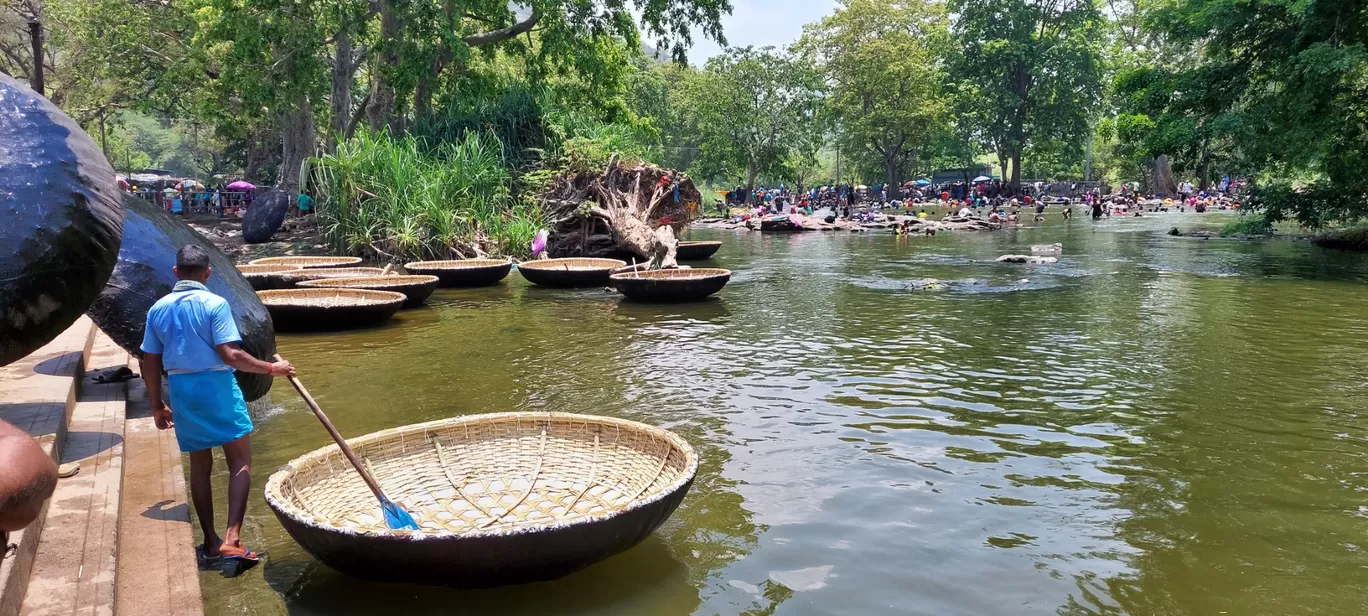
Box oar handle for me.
[273,354,389,502]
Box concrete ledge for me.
[115,358,204,616]
[20,333,128,616]
[0,318,97,616]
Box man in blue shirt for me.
[141,245,293,569]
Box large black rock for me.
[88,195,276,401]
[0,74,124,366]
[242,190,291,244]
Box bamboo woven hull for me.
[264,301,402,331]
[407,262,512,287]
[268,474,692,587]
[243,272,296,291]
[250,256,364,269]
[517,259,626,288]
[676,241,722,260]
[298,278,438,308]
[611,273,730,302]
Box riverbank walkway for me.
[0,318,203,616]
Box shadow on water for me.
[271,537,698,616]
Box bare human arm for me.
[214,342,294,378]
[0,419,59,531]
[141,352,174,430]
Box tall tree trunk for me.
[1153,154,1177,196]
[366,0,401,132]
[278,96,315,197]
[328,28,353,151]
[883,151,900,201]
[1010,149,1023,195]
[27,18,43,96]
[745,164,758,205]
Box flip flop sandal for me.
[219,549,263,578]
[195,544,223,570]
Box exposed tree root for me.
[541,154,701,268]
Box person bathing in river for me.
[141,245,295,571]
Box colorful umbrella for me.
[226,181,256,191]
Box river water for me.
[202,213,1368,615]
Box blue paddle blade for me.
[379,496,420,531]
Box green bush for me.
[1219,215,1274,237]
[311,130,543,260]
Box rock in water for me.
[88,195,276,401]
[996,255,1058,264]
[241,190,291,244]
[0,74,124,366]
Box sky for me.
[679,0,839,65]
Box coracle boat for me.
[256,289,406,331]
[610,268,731,302]
[298,275,440,308]
[249,256,364,269]
[236,264,302,291]
[516,258,626,288]
[277,267,388,288]
[676,241,722,261]
[264,412,698,588]
[405,259,512,288]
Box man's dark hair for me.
[176,245,211,274]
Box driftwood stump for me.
[541,154,701,268]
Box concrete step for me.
[19,333,129,616]
[114,358,203,616]
[0,318,97,616]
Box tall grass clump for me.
[312,130,543,260]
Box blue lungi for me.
[167,370,252,453]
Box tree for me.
[798,0,949,200]
[690,46,824,202]
[1140,0,1368,226]
[950,0,1104,192]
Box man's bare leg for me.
[187,448,220,553]
[219,434,251,556]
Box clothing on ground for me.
[167,370,252,452]
[140,280,241,374]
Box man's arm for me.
[215,342,294,377]
[142,353,174,430]
[0,419,58,531]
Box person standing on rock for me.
[139,245,294,571]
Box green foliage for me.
[1220,215,1274,237]
[797,0,950,195]
[311,130,541,260]
[688,46,825,192]
[948,0,1105,186]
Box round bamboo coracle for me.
[257,288,405,331]
[404,259,512,288]
[236,264,303,291]
[676,241,722,261]
[610,268,731,302]
[298,276,439,309]
[516,258,627,288]
[264,412,698,588]
[249,256,364,269]
[277,267,388,288]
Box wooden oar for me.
[272,354,419,531]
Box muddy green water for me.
[200,213,1368,615]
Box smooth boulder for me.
[0,74,124,366]
[88,195,276,401]
[242,190,291,244]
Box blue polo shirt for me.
[140,282,241,374]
